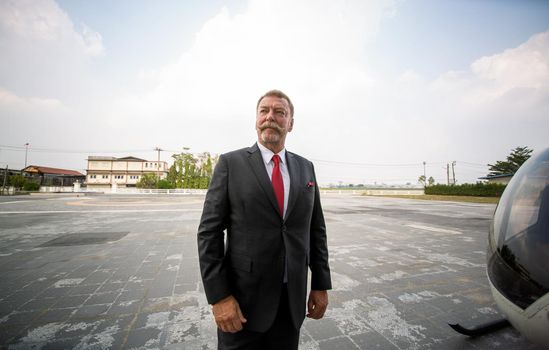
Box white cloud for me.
[0,87,79,169]
[81,23,105,57]
[472,31,549,90]
[108,0,396,154]
[1,0,547,184]
[0,0,104,102]
[0,0,104,57]
[0,87,65,110]
[96,2,549,184]
[431,31,549,109]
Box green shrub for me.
[9,175,27,189]
[157,179,175,189]
[23,181,40,191]
[425,183,506,197]
[136,173,158,188]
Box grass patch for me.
[368,194,500,204]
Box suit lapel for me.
[247,144,282,217]
[285,151,300,221]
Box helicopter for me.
[449,147,549,349]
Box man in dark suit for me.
[197,89,332,349]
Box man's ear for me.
[288,118,294,132]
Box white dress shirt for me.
[257,142,290,219]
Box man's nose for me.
[265,110,275,121]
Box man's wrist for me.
[212,294,234,306]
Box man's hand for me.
[211,295,247,333]
[306,290,328,319]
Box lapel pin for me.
[307,181,315,188]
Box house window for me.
[90,175,96,179]
[102,175,108,179]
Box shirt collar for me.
[257,142,286,165]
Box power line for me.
[0,145,154,154]
[456,160,488,167]
[0,144,196,155]
[0,144,493,173]
[312,159,424,167]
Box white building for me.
[86,156,168,188]
[478,173,514,185]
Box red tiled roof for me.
[23,166,84,176]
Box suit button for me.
[282,225,287,233]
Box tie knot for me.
[272,154,281,165]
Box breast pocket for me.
[301,185,315,207]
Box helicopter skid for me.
[448,318,510,337]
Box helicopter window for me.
[492,186,511,246]
[504,164,549,242]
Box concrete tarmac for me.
[0,193,543,349]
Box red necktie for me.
[271,155,284,217]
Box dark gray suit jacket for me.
[197,143,332,332]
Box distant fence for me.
[35,186,424,196]
[40,186,75,193]
[321,188,424,196]
[359,188,424,196]
[111,188,207,195]
[0,186,15,195]
[85,187,208,195]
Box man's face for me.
[256,95,294,146]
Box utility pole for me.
[154,147,163,178]
[446,163,450,185]
[24,143,29,168]
[451,161,456,185]
[1,166,7,195]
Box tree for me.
[157,179,175,189]
[166,164,178,188]
[136,173,158,188]
[487,146,533,176]
[170,151,218,189]
[10,175,27,190]
[418,175,426,186]
[428,176,435,186]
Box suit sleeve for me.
[197,154,232,304]
[309,163,332,291]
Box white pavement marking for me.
[0,196,79,205]
[54,278,85,288]
[12,322,66,349]
[398,290,455,303]
[331,272,360,291]
[424,252,484,267]
[367,270,408,284]
[0,200,36,205]
[0,209,201,214]
[406,224,462,235]
[365,297,426,343]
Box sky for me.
[1,0,548,186]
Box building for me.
[22,166,86,186]
[86,156,168,188]
[478,173,514,185]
